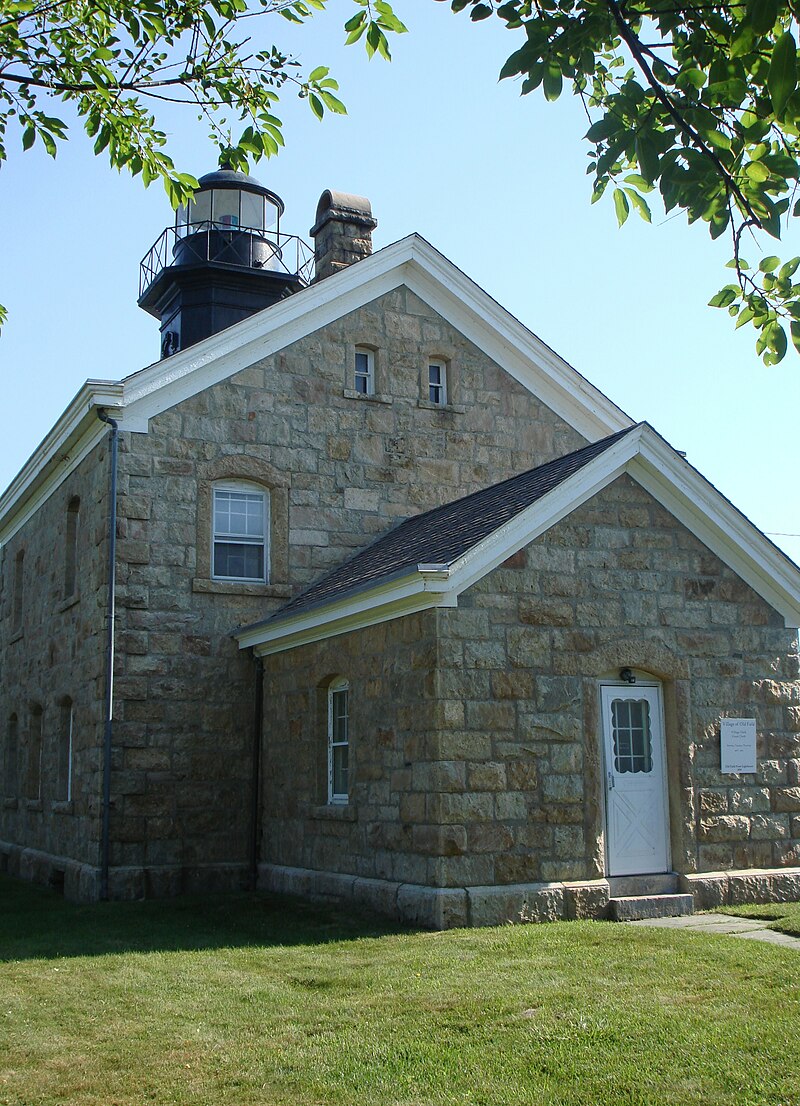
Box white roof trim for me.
[0,381,123,544]
[237,424,800,655]
[0,234,631,536]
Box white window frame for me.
[327,679,349,804]
[211,482,269,584]
[60,700,73,802]
[428,359,447,406]
[354,347,375,396]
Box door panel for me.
[601,684,669,877]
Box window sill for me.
[343,389,393,405]
[25,799,42,813]
[417,399,466,414]
[3,797,18,811]
[307,803,356,822]
[52,800,74,815]
[192,578,293,598]
[57,594,80,614]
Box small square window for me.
[354,348,374,396]
[428,360,447,406]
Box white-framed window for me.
[328,679,349,804]
[26,704,42,801]
[428,360,447,406]
[354,347,375,396]
[212,482,269,583]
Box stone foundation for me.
[0,840,250,902]
[259,862,800,928]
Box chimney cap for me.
[310,190,377,237]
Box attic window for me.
[354,347,374,396]
[212,483,269,583]
[428,360,447,406]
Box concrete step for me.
[608,873,679,898]
[610,893,694,922]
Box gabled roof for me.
[236,422,800,656]
[272,427,636,622]
[0,234,631,545]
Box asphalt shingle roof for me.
[269,425,637,624]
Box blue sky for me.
[2,2,799,562]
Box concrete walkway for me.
[629,912,800,949]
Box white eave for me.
[0,381,124,543]
[0,233,632,542]
[236,423,800,656]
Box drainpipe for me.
[249,655,264,890]
[97,410,118,901]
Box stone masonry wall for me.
[431,474,800,887]
[261,611,438,887]
[0,436,110,892]
[108,284,586,894]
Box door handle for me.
[607,770,615,791]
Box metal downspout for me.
[249,656,264,890]
[97,411,118,901]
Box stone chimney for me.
[310,190,377,282]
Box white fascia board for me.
[236,567,455,656]
[445,429,643,596]
[401,237,632,441]
[0,381,124,544]
[120,237,422,430]
[629,432,800,628]
[121,233,632,439]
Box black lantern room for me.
[138,169,311,358]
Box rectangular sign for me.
[720,717,757,774]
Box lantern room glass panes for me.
[241,190,265,230]
[177,189,279,233]
[213,189,240,228]
[611,698,653,774]
[212,486,268,582]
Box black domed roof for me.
[196,169,284,215]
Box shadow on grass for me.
[0,873,416,962]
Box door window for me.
[611,698,653,774]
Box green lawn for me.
[1,876,799,1106]
[721,901,800,938]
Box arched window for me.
[26,704,43,801]
[5,714,17,798]
[328,678,349,804]
[58,699,73,802]
[12,550,24,632]
[64,497,80,598]
[212,482,269,583]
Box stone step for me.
[610,893,695,922]
[607,873,679,898]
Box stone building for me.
[1,171,800,926]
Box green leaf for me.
[308,93,324,120]
[746,0,778,36]
[759,255,780,272]
[613,187,629,226]
[791,320,800,352]
[22,124,35,150]
[542,60,562,102]
[745,160,770,182]
[768,32,797,119]
[625,188,651,223]
[308,66,329,82]
[636,135,659,185]
[708,288,738,308]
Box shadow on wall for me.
[0,874,415,963]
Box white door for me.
[601,684,670,877]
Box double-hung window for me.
[328,680,349,803]
[428,360,447,406]
[212,483,269,582]
[354,347,374,395]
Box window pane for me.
[611,698,653,774]
[213,541,264,580]
[215,491,264,538]
[188,190,211,225]
[332,744,348,797]
[213,189,240,227]
[241,191,264,230]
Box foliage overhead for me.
[442,0,800,363]
[0,0,405,201]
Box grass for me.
[1,876,799,1106]
[721,901,800,938]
